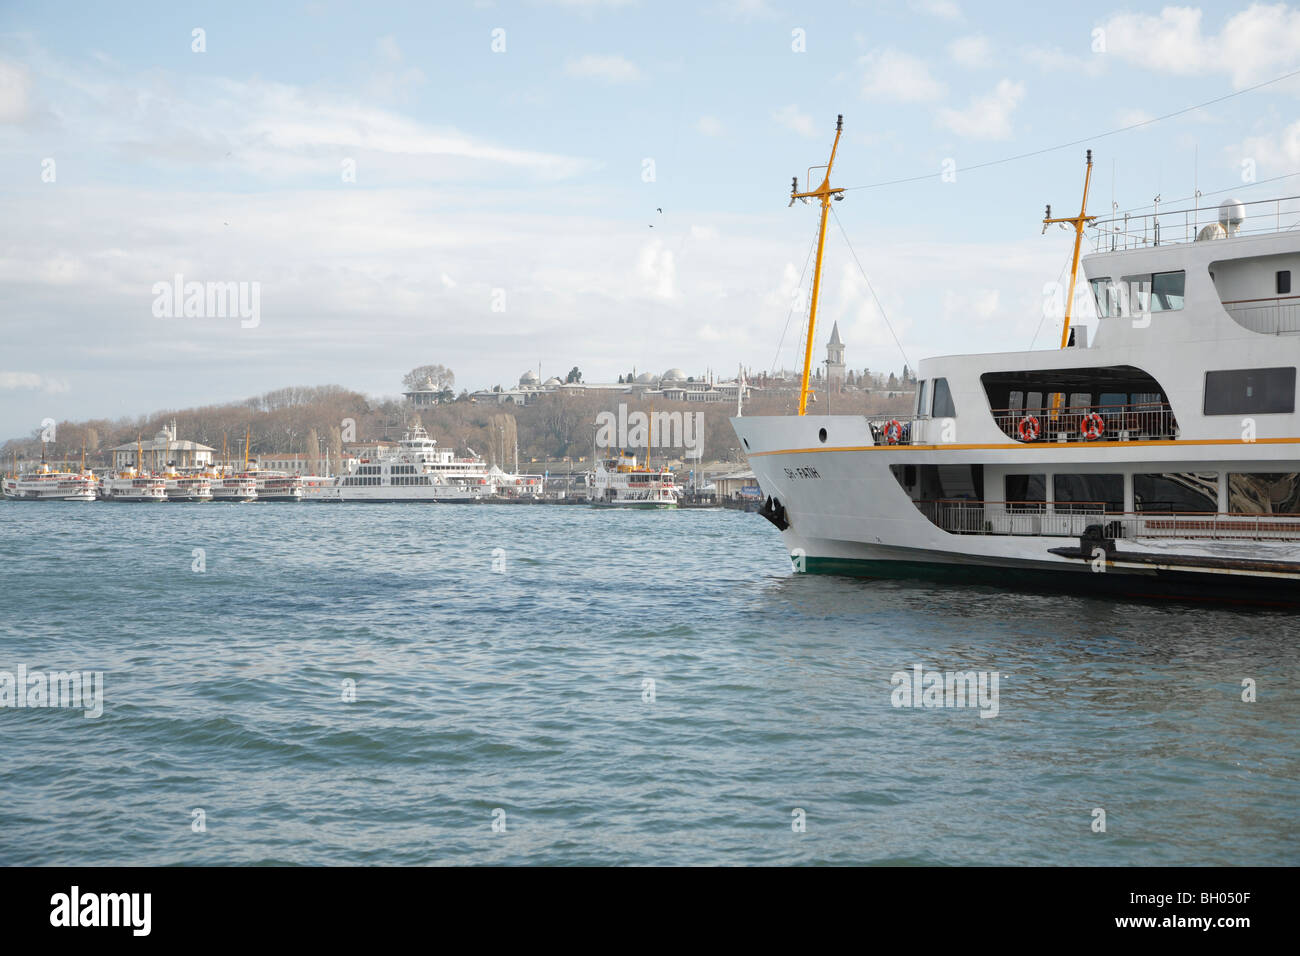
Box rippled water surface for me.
[1,501,1297,865]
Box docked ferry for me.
[101,468,168,502]
[589,452,679,508]
[2,462,98,501]
[162,468,213,502]
[734,117,1300,603]
[254,472,304,502]
[323,422,488,502]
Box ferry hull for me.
[733,413,1300,605]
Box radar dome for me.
[1218,198,1246,236]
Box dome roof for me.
[519,370,540,386]
[662,368,686,382]
[543,376,563,387]
[635,372,657,384]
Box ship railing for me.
[990,402,1177,443]
[867,417,926,445]
[1220,297,1300,335]
[1088,195,1300,252]
[1105,511,1300,542]
[915,500,1300,541]
[916,500,1107,536]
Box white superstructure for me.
[589,452,678,508]
[2,462,98,501]
[323,422,488,502]
[735,153,1300,601]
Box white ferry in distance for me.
[2,461,97,501]
[210,472,258,502]
[734,115,1300,604]
[162,467,213,502]
[319,421,488,502]
[253,472,303,502]
[101,467,167,502]
[590,452,679,508]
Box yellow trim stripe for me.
[749,436,1300,457]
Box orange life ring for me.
[884,420,903,444]
[1081,412,1105,441]
[1017,415,1041,442]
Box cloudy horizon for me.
[3,0,1300,440]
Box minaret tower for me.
[825,321,845,390]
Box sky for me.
[2,0,1300,439]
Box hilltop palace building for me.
[110,421,214,471]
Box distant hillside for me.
[1,384,915,469]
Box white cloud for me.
[563,54,641,83]
[772,104,818,137]
[0,58,32,123]
[948,34,993,68]
[1023,44,1106,77]
[0,372,69,393]
[908,0,961,20]
[1099,4,1300,87]
[1234,119,1300,171]
[1116,107,1155,128]
[696,115,724,136]
[717,0,776,18]
[636,238,676,298]
[860,49,946,102]
[937,78,1025,139]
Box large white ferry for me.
[318,422,488,502]
[2,461,98,501]
[590,452,679,508]
[734,117,1300,603]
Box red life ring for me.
[1081,412,1105,440]
[1017,415,1041,442]
[884,420,903,444]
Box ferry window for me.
[1204,367,1296,415]
[1228,473,1300,514]
[1278,270,1292,295]
[1099,392,1126,409]
[1151,271,1185,311]
[1090,277,1115,317]
[1121,274,1150,317]
[932,378,956,418]
[1005,474,1045,510]
[916,380,929,416]
[1009,390,1024,411]
[1134,473,1218,513]
[1053,474,1123,513]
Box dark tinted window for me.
[1134,473,1218,513]
[1053,474,1124,513]
[1204,367,1296,415]
[1005,473,1045,508]
[932,378,956,418]
[1279,270,1292,295]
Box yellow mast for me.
[790,114,846,416]
[136,434,142,472]
[243,426,250,472]
[1043,149,1097,350]
[222,432,228,473]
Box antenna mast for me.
[789,114,846,416]
[1042,149,1097,350]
